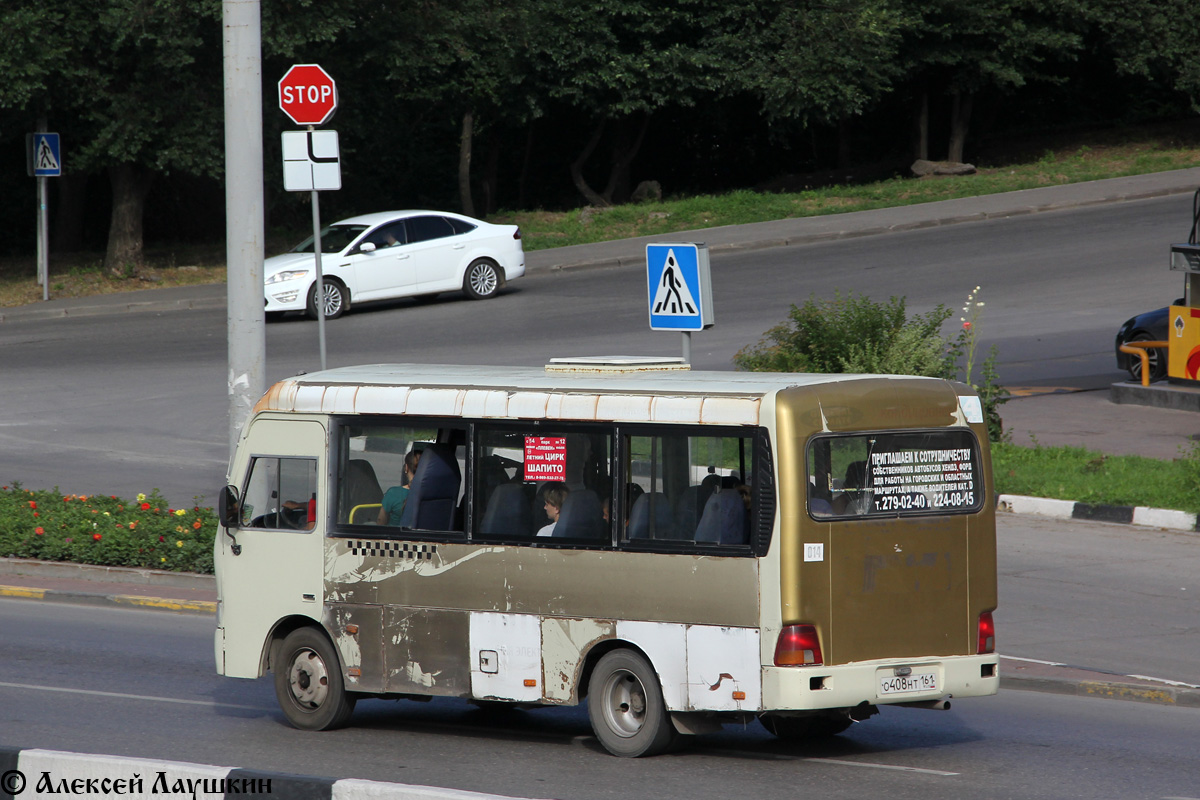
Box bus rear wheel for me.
[587,649,676,757]
[274,627,356,731]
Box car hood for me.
[263,252,316,276]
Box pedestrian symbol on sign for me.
[36,138,59,172]
[652,250,698,315]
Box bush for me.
[734,290,1009,441]
[0,485,215,574]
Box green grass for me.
[991,441,1200,514]
[493,132,1200,251]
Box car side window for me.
[360,221,408,250]
[447,217,476,235]
[407,215,456,244]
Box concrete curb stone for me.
[0,745,540,800]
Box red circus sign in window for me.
[524,437,567,482]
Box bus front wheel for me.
[587,649,676,757]
[274,627,356,731]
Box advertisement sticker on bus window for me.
[524,436,567,482]
[808,430,982,518]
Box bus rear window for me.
[807,429,982,519]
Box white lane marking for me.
[803,757,959,776]
[1126,675,1200,689]
[1004,655,1067,666]
[0,680,268,711]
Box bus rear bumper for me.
[762,654,999,711]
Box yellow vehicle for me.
[215,361,998,757]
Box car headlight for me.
[266,269,310,285]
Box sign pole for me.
[681,332,691,364]
[39,176,49,301]
[309,131,328,371]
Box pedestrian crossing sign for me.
[646,243,714,331]
[27,132,61,177]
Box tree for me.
[1085,0,1200,112]
[898,0,1084,163]
[528,0,724,207]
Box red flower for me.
[29,501,37,510]
[34,527,44,535]
[158,536,165,542]
[92,533,102,541]
[193,520,202,530]
[140,502,151,511]
[33,512,39,517]
[963,321,972,330]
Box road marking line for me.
[1004,655,1067,666]
[0,586,46,599]
[802,757,959,776]
[0,680,267,711]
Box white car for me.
[263,210,525,319]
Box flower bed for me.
[0,485,215,574]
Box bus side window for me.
[241,456,318,530]
[475,427,612,542]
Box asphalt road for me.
[1,192,1193,508]
[1,593,1197,800]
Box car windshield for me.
[289,224,368,254]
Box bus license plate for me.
[878,669,938,696]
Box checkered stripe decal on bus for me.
[348,541,436,559]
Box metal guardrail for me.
[1118,340,1168,387]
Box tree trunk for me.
[518,122,535,209]
[913,85,929,162]
[52,173,89,253]
[947,90,973,163]
[458,109,475,218]
[602,114,650,205]
[104,163,154,275]
[482,128,501,215]
[569,120,609,208]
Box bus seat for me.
[694,490,747,545]
[674,484,715,539]
[627,492,673,539]
[479,483,533,536]
[342,459,383,522]
[398,443,460,530]
[553,489,605,539]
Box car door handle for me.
[395,253,410,259]
[452,244,465,250]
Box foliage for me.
[0,485,214,574]
[992,440,1200,514]
[733,292,951,374]
[734,290,1009,440]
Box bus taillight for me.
[978,611,996,654]
[774,624,823,666]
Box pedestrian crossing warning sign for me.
[27,132,61,177]
[646,242,714,331]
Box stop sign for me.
[278,64,338,126]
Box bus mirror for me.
[218,485,240,529]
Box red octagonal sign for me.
[278,64,338,126]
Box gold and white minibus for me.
[215,361,998,757]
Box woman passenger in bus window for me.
[377,449,421,526]
[536,482,569,537]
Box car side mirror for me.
[218,485,243,555]
[359,242,376,254]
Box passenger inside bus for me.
[833,460,869,515]
[536,482,569,536]
[377,449,421,526]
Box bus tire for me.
[759,713,852,739]
[587,649,676,757]
[274,627,356,731]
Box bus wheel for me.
[274,627,356,731]
[759,713,852,739]
[587,649,676,757]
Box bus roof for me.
[253,363,949,428]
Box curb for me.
[0,584,216,615]
[0,745,542,800]
[999,657,1200,709]
[997,494,1199,532]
